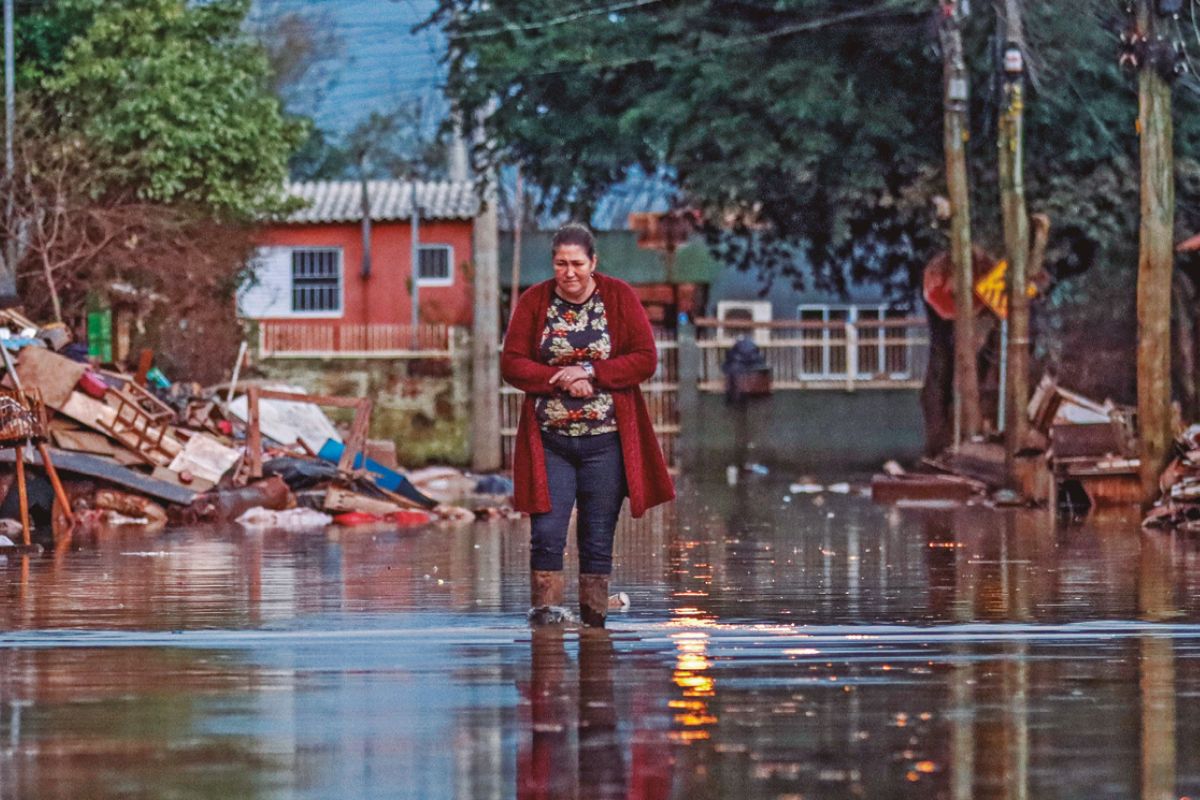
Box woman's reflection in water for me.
[520,629,669,800]
[578,630,626,797]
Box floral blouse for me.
[534,289,618,436]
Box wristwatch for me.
[581,362,596,379]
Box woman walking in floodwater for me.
[502,223,675,627]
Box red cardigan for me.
[501,273,676,517]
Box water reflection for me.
[1,477,1200,798]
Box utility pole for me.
[509,167,522,324]
[358,155,372,280]
[1135,0,1176,505]
[998,0,1030,482]
[410,191,421,350]
[3,0,14,295]
[472,172,502,471]
[940,0,980,442]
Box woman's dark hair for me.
[551,223,596,259]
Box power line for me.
[447,0,666,40]
[476,0,924,81]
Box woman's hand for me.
[566,379,595,398]
[549,365,590,389]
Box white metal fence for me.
[694,317,929,392]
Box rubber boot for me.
[529,570,566,625]
[579,573,610,628]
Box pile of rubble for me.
[0,314,515,550]
[871,373,1138,509]
[1143,425,1200,533]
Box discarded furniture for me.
[0,390,73,544]
[245,388,372,478]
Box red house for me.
[240,180,480,354]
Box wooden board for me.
[871,474,981,504]
[14,347,87,410]
[323,486,402,516]
[51,427,120,456]
[0,447,196,505]
[150,466,215,494]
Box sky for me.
[248,0,673,227]
[251,0,447,136]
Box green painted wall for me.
[499,230,721,288]
[683,390,925,473]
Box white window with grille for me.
[797,304,913,380]
[417,244,454,287]
[239,246,344,319]
[291,248,342,313]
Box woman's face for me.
[552,244,597,301]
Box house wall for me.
[246,220,475,326]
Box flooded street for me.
[4,473,1200,799]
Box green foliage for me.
[41,0,305,219]
[431,0,1200,309]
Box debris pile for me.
[0,316,514,545]
[1029,374,1140,509]
[872,373,1136,509]
[1143,425,1200,533]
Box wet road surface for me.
[2,473,1200,799]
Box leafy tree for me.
[289,101,451,182]
[429,0,1200,401]
[0,0,306,376]
[41,0,305,220]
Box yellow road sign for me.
[974,260,1037,319]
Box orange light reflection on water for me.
[670,631,718,741]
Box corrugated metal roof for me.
[589,179,675,231]
[284,180,481,224]
[495,170,678,232]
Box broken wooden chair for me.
[0,389,74,546]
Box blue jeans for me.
[530,431,627,575]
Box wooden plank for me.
[255,389,368,409]
[13,347,87,410]
[247,386,262,478]
[339,399,373,473]
[150,466,215,494]
[871,474,982,504]
[134,349,154,387]
[51,427,119,456]
[323,487,402,515]
[37,442,74,525]
[14,450,29,545]
[0,447,196,504]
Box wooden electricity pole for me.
[1135,0,1176,505]
[998,0,1030,479]
[940,0,981,442]
[509,167,523,324]
[472,175,503,472]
